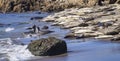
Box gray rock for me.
[64,33,82,39]
[45,20,55,22]
[42,26,49,29]
[111,37,120,41]
[105,31,119,35]
[31,17,43,20]
[79,23,89,27]
[28,37,67,56]
[115,24,120,32]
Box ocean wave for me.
[0,38,34,61]
[5,27,14,32]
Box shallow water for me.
[0,12,120,61]
[0,12,70,61]
[28,40,120,61]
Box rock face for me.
[28,37,67,56]
[0,0,120,13]
[115,24,120,32]
[42,3,120,40]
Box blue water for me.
[0,12,120,61]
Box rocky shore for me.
[0,0,120,13]
[41,4,120,41]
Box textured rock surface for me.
[28,37,67,56]
[0,0,120,13]
[42,4,120,40]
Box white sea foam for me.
[5,27,15,32]
[0,38,13,45]
[0,38,34,61]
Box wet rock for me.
[61,21,81,29]
[31,17,43,20]
[42,26,49,29]
[105,31,119,35]
[104,22,113,27]
[45,20,55,22]
[82,17,95,22]
[64,33,82,39]
[28,37,67,56]
[115,24,120,32]
[54,16,60,19]
[91,26,99,31]
[25,25,53,36]
[65,32,99,39]
[97,21,113,28]
[105,8,116,11]
[79,23,89,27]
[111,37,120,41]
[24,29,54,36]
[104,12,116,15]
[109,0,118,4]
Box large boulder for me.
[28,37,67,56]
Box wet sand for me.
[27,39,120,61]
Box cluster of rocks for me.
[24,25,54,37]
[0,0,120,13]
[42,4,120,41]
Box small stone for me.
[42,26,49,29]
[31,17,43,20]
[45,20,55,22]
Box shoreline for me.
[39,4,120,41]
